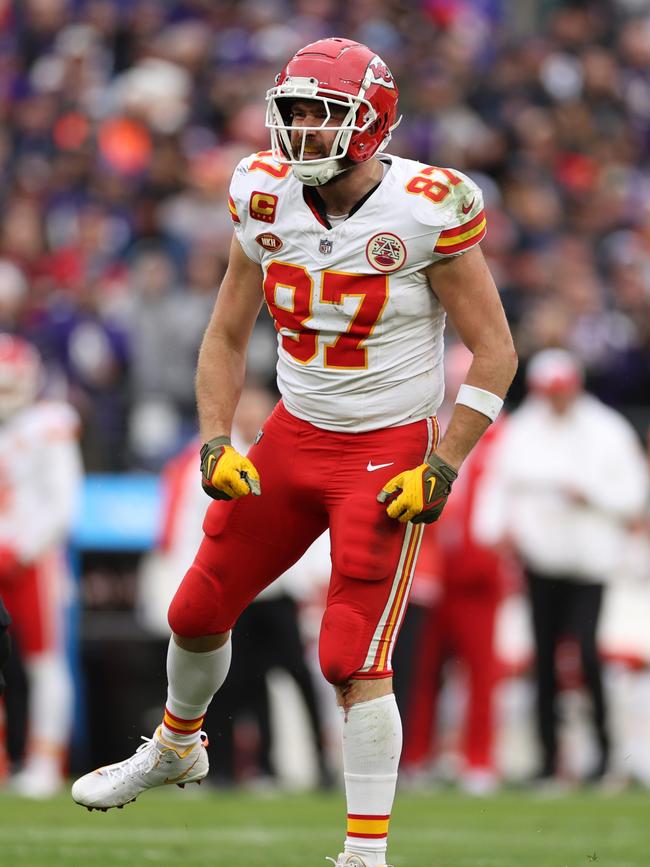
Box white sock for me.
[24,653,73,768]
[161,637,232,748]
[341,693,402,866]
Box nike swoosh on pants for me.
[367,461,394,472]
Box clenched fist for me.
[200,436,261,501]
[377,453,458,524]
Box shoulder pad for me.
[232,151,292,184]
[405,165,486,255]
[228,151,292,226]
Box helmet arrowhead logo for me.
[366,56,395,89]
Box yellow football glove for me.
[377,453,458,524]
[200,436,261,501]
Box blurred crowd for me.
[0,0,649,470]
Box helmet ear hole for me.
[366,117,382,137]
[276,97,294,125]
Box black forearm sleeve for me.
[0,595,11,696]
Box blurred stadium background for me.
[1,0,650,863]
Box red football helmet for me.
[0,334,42,420]
[265,37,401,186]
[526,348,583,396]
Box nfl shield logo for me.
[319,238,333,255]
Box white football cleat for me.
[326,855,389,867]
[71,727,208,811]
[10,760,64,799]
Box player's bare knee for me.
[335,677,394,711]
[173,631,230,652]
[335,679,356,711]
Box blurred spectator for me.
[0,261,29,333]
[160,242,222,424]
[0,335,83,798]
[124,246,182,468]
[474,349,649,785]
[596,420,650,786]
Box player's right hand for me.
[200,436,261,501]
[377,453,458,524]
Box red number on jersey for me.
[263,262,317,363]
[263,263,389,369]
[321,272,389,369]
[406,166,462,205]
[249,151,290,179]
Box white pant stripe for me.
[360,522,415,673]
[386,523,425,671]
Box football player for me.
[73,38,517,867]
[0,335,83,798]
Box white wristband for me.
[455,384,503,422]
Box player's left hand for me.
[200,436,261,501]
[377,453,458,524]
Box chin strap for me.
[294,158,350,186]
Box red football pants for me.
[169,401,438,683]
[402,584,500,770]
[0,551,68,657]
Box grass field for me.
[0,785,648,867]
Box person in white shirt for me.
[474,348,648,783]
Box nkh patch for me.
[255,232,283,251]
[319,237,333,255]
[365,232,407,273]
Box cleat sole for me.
[78,796,137,813]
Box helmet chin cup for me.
[292,158,348,186]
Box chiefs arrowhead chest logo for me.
[366,232,407,273]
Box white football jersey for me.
[229,151,486,432]
[0,401,83,561]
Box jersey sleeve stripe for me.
[434,216,486,254]
[228,195,240,223]
[437,208,485,239]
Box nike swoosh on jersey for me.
[367,461,395,472]
[461,197,475,215]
